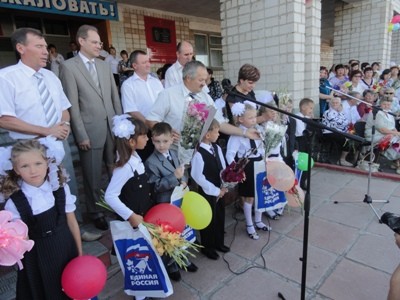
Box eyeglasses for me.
[353,75,362,78]
[385,92,394,95]
[85,39,103,47]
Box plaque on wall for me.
[144,16,176,64]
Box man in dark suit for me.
[66,41,78,59]
[60,25,122,230]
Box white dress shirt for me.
[164,61,183,88]
[0,60,71,139]
[146,83,225,146]
[164,60,209,93]
[226,125,263,164]
[191,142,226,197]
[5,181,76,221]
[341,100,361,124]
[104,153,145,220]
[105,55,120,74]
[121,73,164,117]
[295,112,308,137]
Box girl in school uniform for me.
[2,138,82,300]
[104,115,154,232]
[226,102,270,240]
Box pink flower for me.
[0,210,34,269]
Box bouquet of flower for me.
[96,195,200,270]
[343,123,358,153]
[0,210,34,269]
[257,121,287,157]
[179,101,211,165]
[220,157,249,189]
[144,222,200,269]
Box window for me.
[194,33,222,69]
[14,16,41,31]
[44,19,69,36]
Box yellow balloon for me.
[181,192,212,230]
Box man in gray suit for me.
[60,25,122,230]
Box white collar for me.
[78,52,95,64]
[21,180,52,194]
[18,60,40,78]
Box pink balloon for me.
[285,185,305,207]
[266,160,295,192]
[62,255,107,299]
[392,15,400,24]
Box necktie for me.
[34,72,58,127]
[87,61,100,89]
[189,92,196,100]
[210,146,215,157]
[250,139,258,156]
[167,153,175,167]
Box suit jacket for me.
[145,150,187,203]
[59,56,121,148]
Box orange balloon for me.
[285,185,305,207]
[266,160,295,192]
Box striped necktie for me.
[87,61,100,89]
[34,72,57,127]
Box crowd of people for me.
[319,59,400,172]
[1,24,400,299]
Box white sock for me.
[255,210,267,227]
[243,202,254,233]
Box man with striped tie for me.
[0,27,101,242]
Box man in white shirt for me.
[342,91,361,124]
[146,60,260,148]
[122,50,164,123]
[0,28,101,241]
[121,49,164,160]
[164,41,194,88]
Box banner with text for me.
[0,0,118,21]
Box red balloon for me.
[144,203,185,233]
[61,255,107,300]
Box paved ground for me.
[2,165,400,300]
[98,166,400,300]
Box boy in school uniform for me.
[191,119,230,260]
[294,98,315,190]
[145,122,197,278]
[145,122,187,203]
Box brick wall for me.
[108,4,221,76]
[333,0,393,67]
[220,0,320,111]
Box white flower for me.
[112,114,135,139]
[0,146,12,176]
[48,162,60,191]
[39,136,65,165]
[231,102,246,116]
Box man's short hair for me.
[129,50,147,65]
[299,98,314,109]
[182,60,206,80]
[176,40,192,52]
[363,89,375,97]
[238,64,260,82]
[76,25,98,44]
[11,27,43,51]
[152,122,172,137]
[207,119,220,132]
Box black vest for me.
[197,144,224,188]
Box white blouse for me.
[5,181,76,220]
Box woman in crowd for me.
[321,97,352,166]
[365,97,400,173]
[319,66,334,117]
[105,46,121,87]
[225,64,260,125]
[206,68,223,101]
[118,50,134,87]
[342,70,365,94]
[360,67,375,91]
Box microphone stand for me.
[325,87,389,219]
[226,90,365,300]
